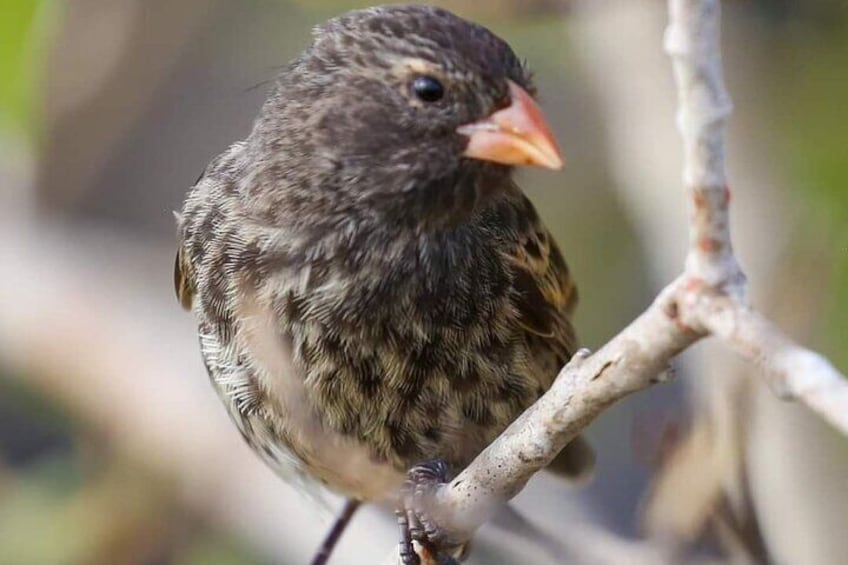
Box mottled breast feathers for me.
[175,188,578,364]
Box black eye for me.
[412,75,445,103]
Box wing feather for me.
[507,218,578,366]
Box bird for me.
[174,5,593,564]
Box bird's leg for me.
[310,498,361,565]
[397,459,462,565]
[397,506,419,565]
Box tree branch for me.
[397,0,848,561]
[692,294,848,433]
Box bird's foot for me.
[397,460,462,565]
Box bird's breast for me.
[266,236,538,475]
[210,222,541,500]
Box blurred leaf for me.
[0,0,55,140]
[179,538,266,565]
[0,459,181,565]
[0,470,86,565]
[774,27,848,369]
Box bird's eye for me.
[411,75,445,103]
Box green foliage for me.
[0,458,86,565]
[179,539,267,565]
[0,0,54,140]
[775,28,848,369]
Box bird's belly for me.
[231,290,408,501]
[241,409,407,502]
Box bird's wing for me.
[501,194,595,481]
[174,167,211,311]
[505,207,578,370]
[174,242,196,311]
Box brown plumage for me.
[175,3,592,560]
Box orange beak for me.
[457,80,564,170]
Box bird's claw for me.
[397,460,461,565]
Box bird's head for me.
[251,5,563,230]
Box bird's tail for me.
[545,434,596,483]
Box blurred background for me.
[1,0,846,563]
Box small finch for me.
[175,5,593,563]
